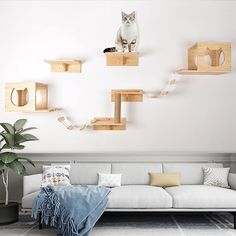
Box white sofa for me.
[22,162,236,229]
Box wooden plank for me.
[105,52,139,66]
[111,89,143,102]
[44,60,81,73]
[91,118,126,130]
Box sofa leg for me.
[38,212,42,230]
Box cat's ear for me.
[131,11,136,18]
[121,11,127,18]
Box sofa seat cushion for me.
[107,185,172,209]
[22,191,40,209]
[166,185,236,209]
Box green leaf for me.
[17,157,35,167]
[21,134,38,142]
[0,133,14,147]
[0,143,11,151]
[6,160,26,175]
[14,133,27,144]
[0,123,15,135]
[14,119,27,132]
[12,144,25,150]
[0,152,18,164]
[19,127,37,134]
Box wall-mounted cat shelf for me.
[92,89,143,130]
[111,89,143,102]
[44,60,81,73]
[5,82,58,112]
[177,42,231,75]
[105,52,139,66]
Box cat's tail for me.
[103,47,117,53]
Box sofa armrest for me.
[229,173,236,190]
[23,173,42,196]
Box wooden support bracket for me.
[111,89,143,102]
[44,60,81,73]
[105,52,139,66]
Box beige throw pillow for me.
[149,172,180,187]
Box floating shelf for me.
[177,42,231,75]
[91,118,126,130]
[44,60,81,73]
[5,82,57,112]
[105,52,139,66]
[111,89,143,102]
[176,69,228,75]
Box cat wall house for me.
[104,11,139,66]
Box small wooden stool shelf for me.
[177,42,231,75]
[111,89,143,102]
[44,60,81,73]
[5,82,57,112]
[92,89,143,131]
[105,52,139,66]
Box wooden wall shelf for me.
[5,82,57,112]
[111,89,143,102]
[45,60,81,73]
[91,118,126,130]
[176,69,228,75]
[105,52,139,66]
[177,42,231,75]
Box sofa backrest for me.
[163,163,223,185]
[70,163,111,185]
[111,163,163,185]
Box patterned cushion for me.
[41,166,71,187]
[98,173,122,187]
[203,167,230,188]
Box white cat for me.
[103,11,138,53]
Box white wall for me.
[0,0,236,153]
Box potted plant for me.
[0,119,38,224]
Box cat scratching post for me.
[91,89,143,130]
[114,93,121,123]
[177,42,231,74]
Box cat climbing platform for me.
[177,42,231,74]
[5,82,58,112]
[105,52,139,66]
[44,60,81,73]
[92,89,143,130]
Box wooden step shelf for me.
[111,89,143,102]
[177,42,231,75]
[105,52,139,66]
[91,118,126,130]
[44,60,81,73]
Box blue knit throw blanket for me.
[32,185,111,236]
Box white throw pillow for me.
[98,173,122,187]
[41,166,71,187]
[203,167,230,188]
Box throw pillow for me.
[149,172,180,187]
[98,173,122,187]
[41,166,71,187]
[203,167,230,188]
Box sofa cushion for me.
[166,185,236,208]
[112,163,162,185]
[163,163,223,185]
[107,185,172,209]
[22,191,40,209]
[70,163,111,185]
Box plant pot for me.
[0,202,19,224]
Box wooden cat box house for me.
[177,42,231,74]
[5,82,48,112]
